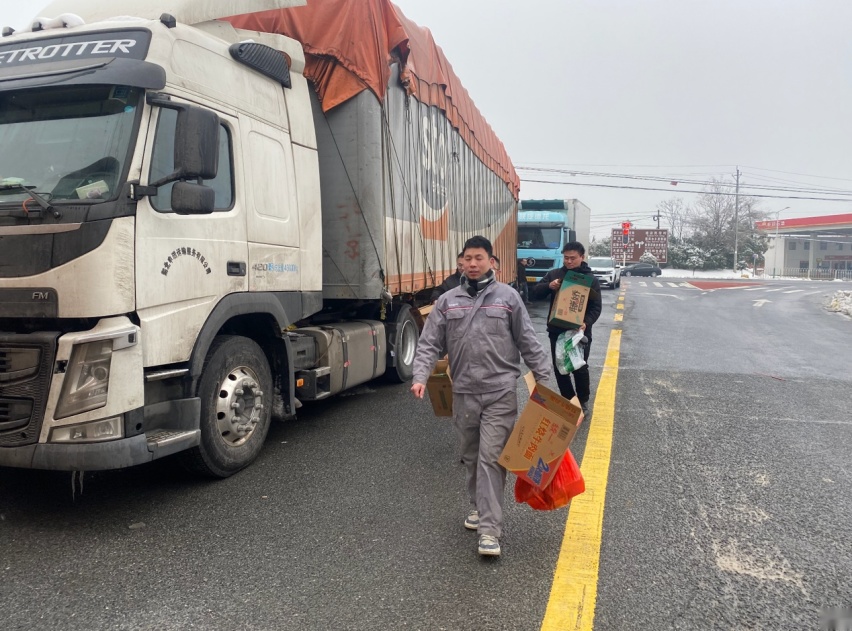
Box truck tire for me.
[181,335,273,478]
[386,305,418,383]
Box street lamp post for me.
[772,206,790,278]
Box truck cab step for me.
[146,429,200,459]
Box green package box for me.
[548,270,593,329]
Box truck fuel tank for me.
[294,322,386,399]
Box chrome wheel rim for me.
[399,319,418,367]
[215,365,264,446]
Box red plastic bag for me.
[514,449,585,511]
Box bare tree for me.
[691,178,736,251]
[588,236,612,257]
[689,176,766,264]
[655,197,692,241]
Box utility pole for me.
[732,167,740,273]
[652,214,661,229]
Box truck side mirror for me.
[174,106,219,180]
[146,94,220,185]
[171,181,215,215]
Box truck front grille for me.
[0,348,41,383]
[0,332,58,446]
[527,259,555,270]
[0,398,33,432]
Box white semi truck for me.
[0,0,519,476]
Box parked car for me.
[622,262,662,277]
[587,256,621,289]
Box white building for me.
[757,213,852,279]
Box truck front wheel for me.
[182,336,273,478]
[386,305,418,383]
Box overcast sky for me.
[4,0,851,238]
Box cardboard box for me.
[548,270,593,329]
[426,359,453,417]
[499,376,584,490]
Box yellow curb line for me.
[540,329,622,631]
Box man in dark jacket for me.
[431,252,464,302]
[516,258,529,303]
[531,241,602,418]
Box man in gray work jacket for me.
[411,235,551,557]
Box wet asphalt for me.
[0,278,849,630]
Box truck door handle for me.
[227,261,246,276]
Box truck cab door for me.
[135,102,248,367]
[240,115,301,294]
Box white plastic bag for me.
[555,329,587,375]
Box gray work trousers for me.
[453,388,518,538]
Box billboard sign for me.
[611,228,669,263]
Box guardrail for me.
[767,268,852,281]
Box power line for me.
[517,161,736,169]
[740,171,852,194]
[520,178,852,202]
[739,165,852,184]
[518,167,852,197]
[517,161,852,184]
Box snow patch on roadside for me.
[715,541,808,596]
[826,290,852,317]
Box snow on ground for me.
[648,268,851,318]
[662,268,754,279]
[660,268,850,282]
[827,291,852,317]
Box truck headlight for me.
[55,339,113,419]
[49,416,123,443]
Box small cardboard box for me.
[548,270,593,329]
[499,375,584,490]
[426,359,453,417]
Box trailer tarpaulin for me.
[225,1,518,299]
[224,0,518,199]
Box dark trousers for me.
[549,333,591,402]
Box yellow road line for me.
[613,313,623,322]
[540,329,622,631]
[615,303,624,310]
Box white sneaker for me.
[464,510,479,530]
[478,534,501,556]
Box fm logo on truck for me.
[161,247,212,276]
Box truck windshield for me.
[0,85,141,205]
[518,227,562,249]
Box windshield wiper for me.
[0,183,53,217]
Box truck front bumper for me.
[0,434,153,470]
[0,398,201,471]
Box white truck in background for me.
[0,0,519,477]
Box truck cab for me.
[516,199,590,285]
[517,211,572,283]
